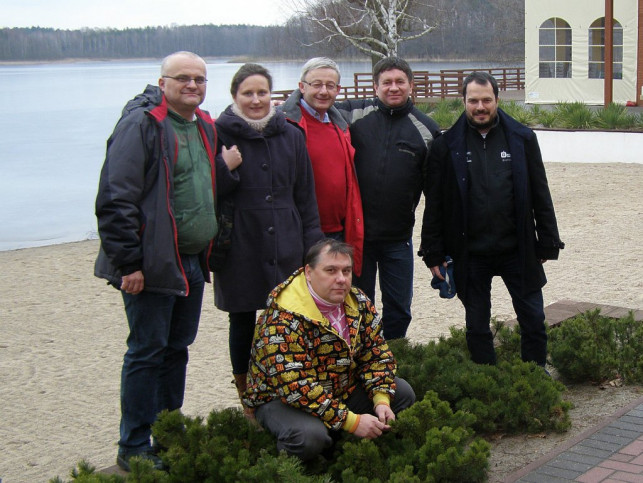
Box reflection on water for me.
[0,59,514,251]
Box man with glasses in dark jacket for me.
[95,51,241,471]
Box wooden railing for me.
[273,67,524,101]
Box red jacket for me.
[282,90,364,275]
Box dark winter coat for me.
[213,106,323,312]
[335,98,441,242]
[420,109,565,300]
[94,85,221,296]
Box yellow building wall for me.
[525,0,638,104]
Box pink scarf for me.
[307,281,350,343]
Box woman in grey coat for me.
[213,63,323,409]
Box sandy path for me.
[0,162,641,482]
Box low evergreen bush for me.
[420,98,642,131]
[548,309,643,384]
[530,105,558,128]
[427,101,460,130]
[326,391,490,482]
[554,102,596,129]
[51,311,641,482]
[594,103,637,130]
[499,100,535,126]
[390,328,572,435]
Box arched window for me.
[539,18,572,78]
[588,18,623,79]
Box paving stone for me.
[570,442,617,458]
[548,456,593,472]
[531,464,583,480]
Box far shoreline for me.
[0,56,519,67]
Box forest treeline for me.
[0,0,524,62]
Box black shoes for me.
[116,451,165,472]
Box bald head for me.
[158,51,207,120]
[160,51,206,76]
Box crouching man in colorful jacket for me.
[243,238,415,461]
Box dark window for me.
[539,18,572,78]
[588,18,623,79]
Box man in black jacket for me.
[95,51,240,471]
[336,57,440,340]
[420,72,564,366]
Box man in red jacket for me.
[281,57,364,275]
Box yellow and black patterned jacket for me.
[244,268,397,431]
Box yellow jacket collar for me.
[275,270,358,322]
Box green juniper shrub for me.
[494,318,524,364]
[50,460,129,483]
[386,465,421,483]
[50,458,169,483]
[327,391,489,483]
[61,315,643,482]
[236,450,331,483]
[151,408,280,482]
[392,326,571,435]
[548,310,643,384]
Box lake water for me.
[0,58,512,251]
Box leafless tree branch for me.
[289,0,438,60]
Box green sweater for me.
[169,111,217,254]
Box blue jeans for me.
[255,377,415,461]
[353,239,414,339]
[463,253,547,366]
[118,254,204,455]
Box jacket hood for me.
[281,89,350,131]
[118,85,213,126]
[121,84,164,118]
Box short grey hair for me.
[300,57,341,83]
[160,51,206,76]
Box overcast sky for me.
[0,0,294,29]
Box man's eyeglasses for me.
[163,75,208,85]
[302,81,339,91]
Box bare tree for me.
[292,0,438,61]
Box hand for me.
[352,413,390,439]
[374,404,395,424]
[430,262,447,280]
[121,270,144,295]
[222,145,243,170]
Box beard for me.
[467,110,497,131]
